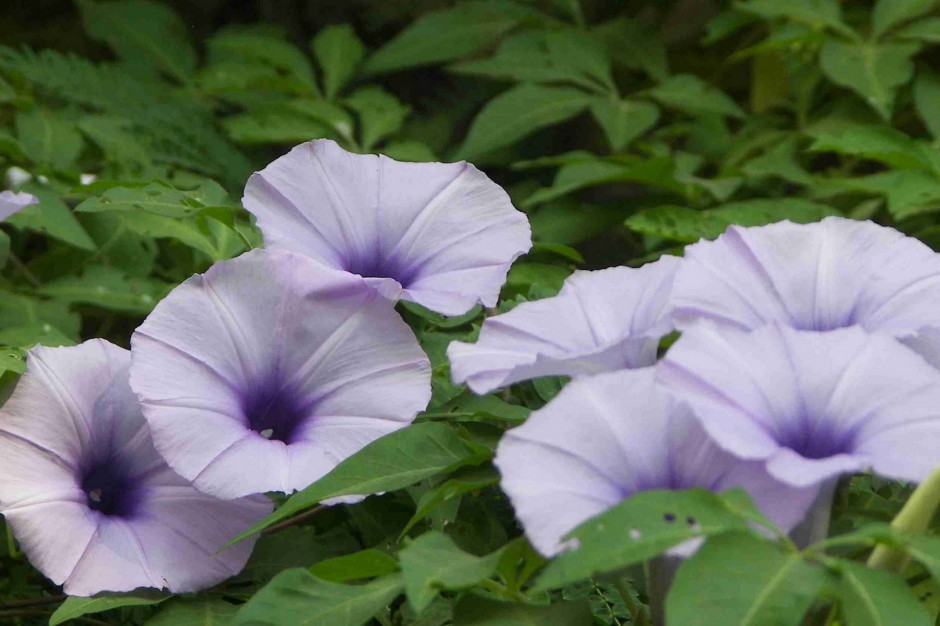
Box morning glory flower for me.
[242,139,532,316]
[130,249,431,500]
[0,190,38,221]
[0,340,271,596]
[658,323,940,488]
[672,217,940,337]
[495,367,815,557]
[448,257,680,394]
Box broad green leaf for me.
[204,30,318,96]
[233,570,403,626]
[312,24,366,100]
[381,140,437,162]
[453,595,593,625]
[238,526,360,585]
[78,115,155,175]
[872,0,938,38]
[807,122,938,171]
[523,156,680,207]
[6,185,96,251]
[401,466,501,536]
[536,489,757,590]
[505,262,573,297]
[0,230,8,268]
[836,560,932,626]
[38,265,170,315]
[738,0,849,34]
[78,0,194,83]
[345,87,409,150]
[0,292,80,342]
[15,109,83,171]
[594,16,669,80]
[626,200,837,242]
[364,1,533,74]
[0,347,26,375]
[455,84,594,160]
[232,423,484,541]
[667,532,829,626]
[400,532,503,612]
[819,40,921,120]
[528,203,629,246]
[896,17,940,42]
[0,323,75,349]
[76,181,232,219]
[224,99,353,145]
[308,549,399,583]
[648,74,745,119]
[432,395,531,424]
[49,591,169,626]
[590,98,659,151]
[146,598,237,626]
[914,70,940,139]
[741,138,813,185]
[824,171,940,220]
[905,533,940,581]
[450,28,615,94]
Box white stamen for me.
[259,428,274,439]
[88,488,102,503]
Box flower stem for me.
[868,464,940,572]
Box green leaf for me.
[872,0,938,39]
[536,489,757,590]
[594,16,669,80]
[738,0,849,34]
[308,549,399,583]
[312,24,366,100]
[807,122,937,171]
[78,0,194,83]
[345,87,409,150]
[0,292,80,345]
[667,532,829,626]
[626,200,837,242]
[914,70,940,140]
[453,595,594,625]
[231,423,483,541]
[204,30,318,97]
[146,598,237,626]
[49,591,169,626]
[523,156,680,207]
[38,265,170,315]
[896,17,940,42]
[224,99,353,145]
[836,560,932,626]
[741,138,813,185]
[505,262,573,297]
[400,532,503,612]
[233,570,403,626]
[401,466,500,536]
[238,526,360,585]
[455,84,593,160]
[76,180,231,219]
[648,74,745,119]
[824,171,940,220]
[590,98,659,151]
[819,40,920,120]
[6,185,96,251]
[364,1,532,74]
[0,347,26,376]
[15,109,83,171]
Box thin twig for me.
[261,505,325,535]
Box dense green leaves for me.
[453,595,594,625]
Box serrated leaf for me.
[453,595,593,625]
[308,549,399,583]
[231,423,484,541]
[15,109,83,171]
[312,24,366,100]
[819,40,921,120]
[49,591,169,626]
[667,532,829,626]
[146,598,237,626]
[589,98,659,151]
[837,560,932,626]
[648,74,746,119]
[233,571,403,626]
[455,84,594,160]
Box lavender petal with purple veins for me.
[658,323,940,488]
[494,367,816,557]
[447,257,680,394]
[130,249,432,500]
[0,190,38,221]
[242,139,532,317]
[673,217,940,337]
[0,340,271,596]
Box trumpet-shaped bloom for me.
[130,249,431,500]
[0,190,37,221]
[243,139,532,316]
[0,340,271,596]
[658,323,940,488]
[448,257,680,394]
[672,217,940,336]
[495,368,815,557]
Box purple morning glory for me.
[495,367,815,557]
[658,323,940,488]
[0,340,271,596]
[448,257,680,394]
[130,249,431,500]
[242,139,532,316]
[672,217,940,337]
[0,190,38,221]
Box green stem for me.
[614,576,650,626]
[868,464,940,572]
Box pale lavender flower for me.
[448,257,680,394]
[0,340,271,596]
[242,139,532,316]
[658,323,940,488]
[130,249,431,500]
[672,217,940,338]
[495,367,815,557]
[0,190,38,221]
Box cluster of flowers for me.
[3,138,940,598]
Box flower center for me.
[780,418,854,460]
[242,383,312,444]
[344,254,415,287]
[80,457,140,518]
